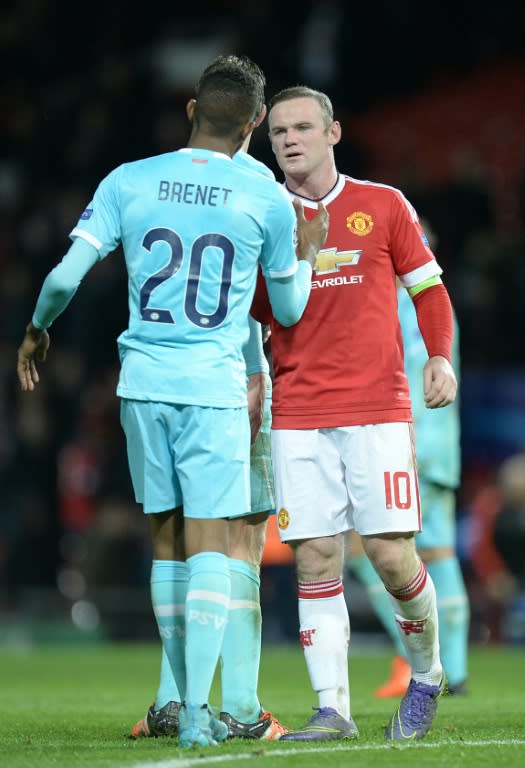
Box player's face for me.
[268,97,338,179]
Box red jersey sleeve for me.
[389,190,438,277]
[412,283,454,361]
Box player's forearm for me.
[412,283,454,361]
[32,266,80,329]
[266,261,312,327]
[243,315,269,376]
[32,238,99,329]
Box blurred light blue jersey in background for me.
[397,287,461,489]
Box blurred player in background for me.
[348,264,469,698]
[251,85,457,742]
[16,58,327,749]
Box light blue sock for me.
[185,552,230,707]
[349,554,406,657]
[220,558,262,722]
[426,557,470,686]
[156,648,178,710]
[151,559,188,708]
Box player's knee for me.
[229,512,268,565]
[364,534,417,587]
[294,536,343,582]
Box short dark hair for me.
[194,54,266,137]
[269,86,334,130]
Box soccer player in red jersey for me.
[251,86,457,742]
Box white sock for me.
[298,579,350,719]
[387,562,442,686]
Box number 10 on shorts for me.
[384,471,411,509]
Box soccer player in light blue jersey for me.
[17,54,328,749]
[130,310,288,741]
[348,281,469,697]
[129,95,290,745]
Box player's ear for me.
[186,99,197,121]
[253,104,267,129]
[241,119,257,141]
[328,120,342,147]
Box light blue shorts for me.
[250,395,275,515]
[416,479,456,549]
[120,399,251,519]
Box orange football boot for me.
[374,655,411,699]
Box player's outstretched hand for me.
[423,355,457,408]
[293,198,329,268]
[17,324,50,391]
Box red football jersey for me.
[251,174,442,429]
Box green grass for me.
[0,643,524,767]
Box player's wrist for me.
[428,353,451,365]
[297,250,315,268]
[25,321,45,339]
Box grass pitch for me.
[0,642,524,767]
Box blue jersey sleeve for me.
[32,238,100,329]
[243,315,269,376]
[259,185,299,279]
[70,166,122,256]
[266,261,313,327]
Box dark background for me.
[1,0,524,644]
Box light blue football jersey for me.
[70,148,297,407]
[235,153,272,395]
[234,150,275,181]
[397,288,461,488]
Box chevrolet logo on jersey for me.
[315,248,362,275]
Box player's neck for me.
[284,164,339,202]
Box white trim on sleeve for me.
[399,260,443,288]
[70,227,103,250]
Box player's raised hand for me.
[423,355,457,408]
[17,323,50,391]
[293,198,329,268]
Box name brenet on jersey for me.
[158,180,233,206]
